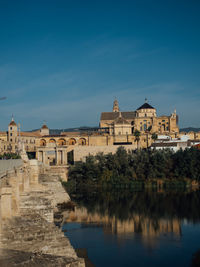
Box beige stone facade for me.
[100,99,179,135]
[1,100,200,165]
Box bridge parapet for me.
[0,159,23,178]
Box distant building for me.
[100,99,179,135]
[0,99,200,165]
[151,135,189,152]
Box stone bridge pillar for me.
[18,169,24,193]
[23,168,30,192]
[63,150,67,165]
[0,187,12,219]
[29,160,39,186]
[9,174,20,216]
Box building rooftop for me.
[9,120,17,126]
[41,124,49,129]
[114,114,130,125]
[137,103,155,110]
[100,111,135,121]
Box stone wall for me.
[73,144,137,161]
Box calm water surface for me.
[62,190,200,267]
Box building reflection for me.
[64,206,181,247]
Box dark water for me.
[62,190,200,267]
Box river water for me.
[62,189,200,267]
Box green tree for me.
[151,132,158,142]
[133,130,141,149]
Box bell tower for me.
[40,122,49,136]
[8,116,18,144]
[113,98,119,112]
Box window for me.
[10,138,12,142]
[162,120,165,122]
[10,133,12,136]
[140,126,142,131]
[10,127,12,130]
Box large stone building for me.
[100,99,179,135]
[0,117,45,155]
[1,100,200,165]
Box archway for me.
[58,138,66,146]
[49,139,56,144]
[78,138,86,146]
[40,139,46,146]
[68,138,76,145]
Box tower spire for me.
[113,98,119,112]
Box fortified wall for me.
[0,158,85,266]
[73,144,137,161]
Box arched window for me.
[49,139,56,144]
[78,138,86,146]
[69,138,76,145]
[58,138,66,146]
[40,139,46,146]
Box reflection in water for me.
[65,191,184,247]
[63,189,200,266]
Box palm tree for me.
[151,132,158,144]
[134,130,141,149]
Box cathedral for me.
[1,99,199,165]
[100,99,179,135]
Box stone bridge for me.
[0,158,85,266]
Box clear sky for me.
[0,0,200,130]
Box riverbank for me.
[0,161,85,267]
[67,147,200,193]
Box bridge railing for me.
[0,159,23,178]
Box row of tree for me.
[0,153,21,159]
[68,147,200,189]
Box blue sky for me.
[0,0,200,130]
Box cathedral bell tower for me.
[113,99,119,112]
[40,122,49,136]
[8,116,18,151]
